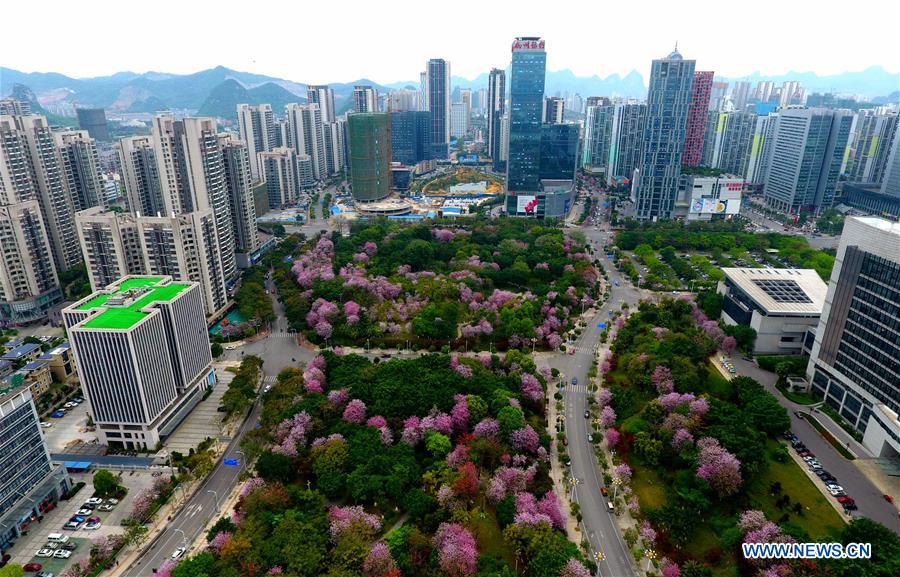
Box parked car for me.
[36,549,54,557]
[106,498,119,505]
[40,422,53,428]
[85,497,103,505]
[69,515,85,523]
[843,502,858,511]
[62,521,79,530]
[23,564,43,572]
[837,496,854,504]
[82,522,101,531]
[76,508,92,516]
[172,546,186,559]
[584,410,590,419]
[53,550,71,559]
[36,571,55,577]
[97,504,113,512]
[50,411,65,418]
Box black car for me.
[584,410,590,419]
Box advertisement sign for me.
[516,195,538,214]
[691,198,729,214]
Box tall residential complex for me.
[683,71,714,166]
[387,89,419,112]
[762,108,852,214]
[236,103,275,180]
[75,208,229,317]
[219,134,260,256]
[151,115,236,280]
[306,85,336,123]
[118,135,164,217]
[260,148,313,208]
[542,97,565,124]
[390,111,432,165]
[0,201,62,323]
[881,126,900,198]
[731,81,752,111]
[506,37,546,194]
[425,59,451,159]
[353,85,379,113]
[845,111,898,185]
[745,114,777,185]
[322,119,346,176]
[285,103,327,180]
[450,102,469,138]
[0,384,71,550]
[709,81,729,112]
[487,68,506,170]
[806,217,900,457]
[582,102,613,173]
[0,114,81,270]
[633,49,695,220]
[75,107,110,141]
[64,276,215,449]
[347,113,391,202]
[701,111,757,177]
[0,98,31,116]
[54,129,105,212]
[608,103,647,184]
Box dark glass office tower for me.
[426,59,450,159]
[540,124,579,180]
[506,37,546,192]
[390,111,432,165]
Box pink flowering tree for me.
[328,505,381,542]
[640,520,657,544]
[612,463,632,484]
[362,541,397,577]
[722,335,737,356]
[473,418,500,441]
[342,399,367,424]
[660,558,681,577]
[600,405,617,428]
[651,365,675,394]
[208,530,232,553]
[451,395,469,433]
[597,388,612,407]
[604,428,621,447]
[520,373,544,402]
[559,559,592,577]
[510,426,540,453]
[696,437,742,496]
[433,522,477,577]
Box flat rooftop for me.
[75,277,190,330]
[722,268,827,315]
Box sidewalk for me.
[545,373,582,545]
[807,406,870,458]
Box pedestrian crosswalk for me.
[567,384,589,394]
[268,331,298,340]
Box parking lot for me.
[7,469,160,571]
[40,398,98,453]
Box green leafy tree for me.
[172,551,216,577]
[211,342,224,358]
[497,405,525,438]
[829,518,900,577]
[424,430,451,458]
[92,469,119,497]
[256,451,296,484]
[123,520,149,548]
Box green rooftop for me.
[76,277,191,330]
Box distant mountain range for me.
[1,65,896,120]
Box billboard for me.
[690,198,730,214]
[516,195,539,214]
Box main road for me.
[544,191,646,577]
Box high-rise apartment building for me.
[347,113,391,202]
[0,201,62,323]
[499,115,510,166]
[755,81,775,103]
[763,108,852,214]
[487,68,506,170]
[118,135,164,217]
[353,86,379,113]
[219,134,260,256]
[0,98,31,116]
[715,112,757,177]
[780,81,804,107]
[54,130,105,212]
[323,120,346,176]
[425,59,451,159]
[806,217,900,457]
[75,207,229,317]
[236,103,275,180]
[845,111,898,185]
[881,125,900,198]
[745,114,777,185]
[63,276,214,449]
[542,97,565,125]
[260,148,313,209]
[506,37,546,194]
[608,103,647,184]
[709,81,729,112]
[450,102,469,138]
[683,71,714,166]
[387,89,419,112]
[390,111,432,165]
[285,103,327,181]
[0,384,71,551]
[732,81,752,112]
[151,115,236,280]
[306,85,336,123]
[75,108,110,141]
[0,114,81,271]
[633,48,695,220]
[582,103,614,174]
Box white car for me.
[63,521,80,530]
[172,546,186,559]
[54,549,72,559]
[76,508,93,516]
[36,549,54,557]
[105,498,119,505]
[85,497,103,506]
[83,522,101,530]
[41,422,53,428]
[64,402,77,408]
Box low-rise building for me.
[38,342,76,383]
[718,267,828,355]
[20,360,52,397]
[1,343,43,364]
[675,174,744,221]
[0,383,71,550]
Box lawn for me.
[747,440,846,541]
[631,466,667,509]
[775,383,818,405]
[473,507,517,566]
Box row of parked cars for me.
[46,396,85,421]
[784,431,856,512]
[62,497,116,531]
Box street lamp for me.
[207,490,220,512]
[611,476,622,500]
[569,476,580,501]
[645,548,657,571]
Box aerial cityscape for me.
[1,3,899,577]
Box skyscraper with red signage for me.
[683,70,714,167]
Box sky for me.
[4,0,899,83]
